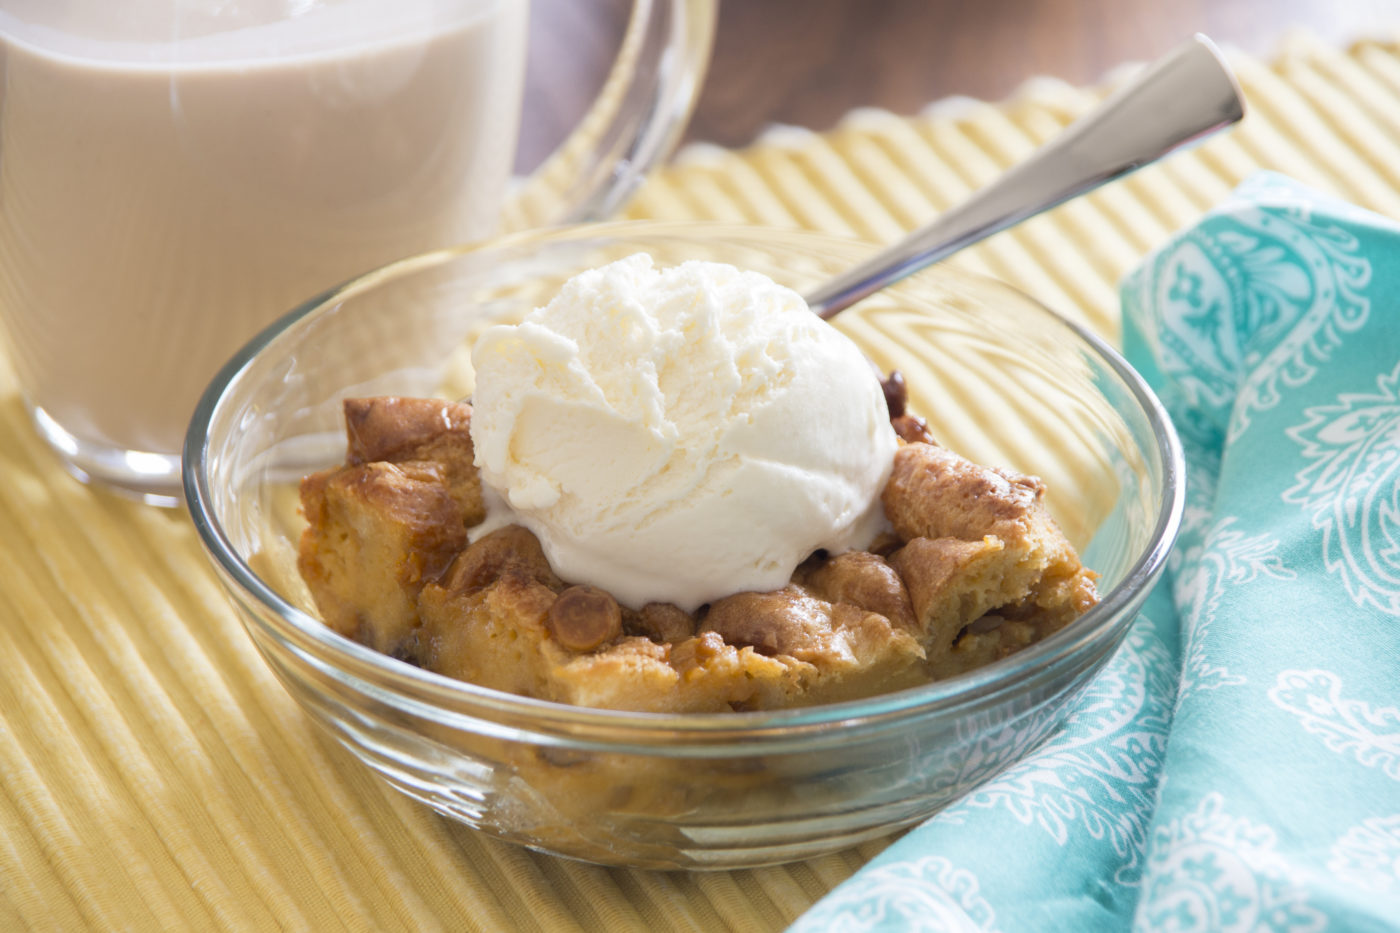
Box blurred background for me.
[520,0,1397,169]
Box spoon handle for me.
[806,34,1245,320]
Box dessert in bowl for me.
[184,221,1182,869]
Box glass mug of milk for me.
[0,0,714,505]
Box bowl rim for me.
[183,219,1185,736]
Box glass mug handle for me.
[501,0,717,231]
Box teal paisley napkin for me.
[791,173,1400,932]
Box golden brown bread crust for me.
[345,396,465,463]
[891,535,1019,656]
[551,633,807,713]
[297,397,1100,712]
[297,459,464,655]
[927,617,1038,680]
[700,584,927,705]
[418,571,562,697]
[882,442,1048,544]
[797,550,916,632]
[343,396,486,527]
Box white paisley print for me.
[940,625,1174,885]
[1172,517,1294,700]
[1284,361,1400,617]
[1136,192,1371,443]
[1267,669,1400,781]
[1136,794,1326,932]
[794,856,1001,933]
[1327,815,1400,894]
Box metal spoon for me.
[805,33,1244,320]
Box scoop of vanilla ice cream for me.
[468,253,898,612]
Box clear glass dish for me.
[184,221,1183,869]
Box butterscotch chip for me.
[880,370,908,418]
[799,551,917,632]
[342,396,486,527]
[624,602,697,643]
[297,460,463,654]
[549,585,623,652]
[891,414,935,445]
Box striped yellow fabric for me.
[2,34,1398,932]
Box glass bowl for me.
[184,221,1183,870]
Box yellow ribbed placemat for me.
[3,33,1399,932]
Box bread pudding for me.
[296,393,1099,711]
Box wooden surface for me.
[520,0,1399,167]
